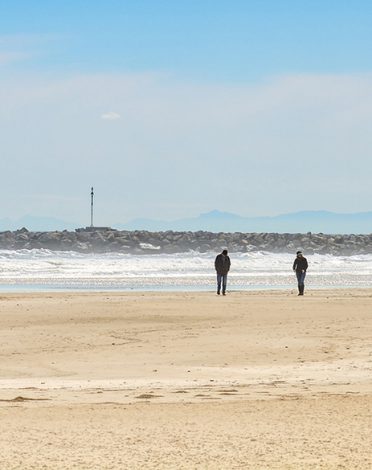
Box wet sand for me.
[0,290,371,468]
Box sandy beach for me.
[0,289,371,469]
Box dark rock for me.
[0,229,371,255]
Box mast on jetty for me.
[75,186,113,232]
[90,186,94,228]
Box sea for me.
[0,249,371,292]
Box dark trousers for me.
[217,273,227,294]
[296,271,306,294]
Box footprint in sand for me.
[135,393,163,399]
[219,390,239,395]
[0,396,49,402]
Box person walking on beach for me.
[293,250,308,296]
[215,249,231,295]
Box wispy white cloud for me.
[0,33,62,46]
[0,51,31,65]
[0,33,63,67]
[101,111,121,120]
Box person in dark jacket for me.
[293,250,308,296]
[215,249,231,295]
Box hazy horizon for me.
[2,208,372,234]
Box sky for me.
[1,0,372,226]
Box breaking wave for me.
[0,249,371,291]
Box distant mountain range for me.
[1,210,372,234]
[118,210,372,234]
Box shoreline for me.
[0,283,371,293]
[2,249,372,294]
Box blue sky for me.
[2,1,372,79]
[1,1,372,226]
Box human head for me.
[296,251,303,257]
[222,249,228,255]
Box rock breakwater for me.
[1,228,372,255]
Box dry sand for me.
[0,289,371,469]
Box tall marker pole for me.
[90,187,94,228]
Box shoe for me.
[222,292,226,296]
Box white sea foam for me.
[0,249,371,291]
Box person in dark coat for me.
[293,250,308,296]
[215,249,231,295]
